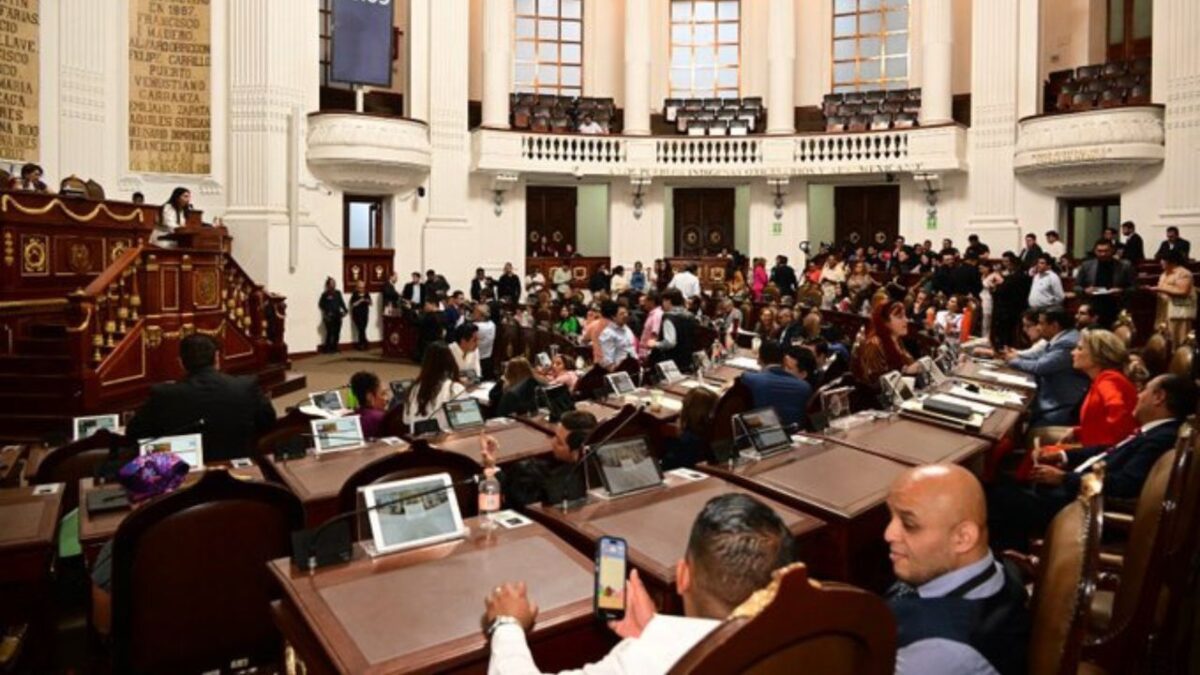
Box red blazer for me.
[1073,369,1138,447]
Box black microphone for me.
[292,474,482,571]
[560,402,647,511]
[97,418,207,482]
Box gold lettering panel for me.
[0,0,40,162]
[128,0,211,174]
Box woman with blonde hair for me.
[1147,249,1196,346]
[661,387,719,470]
[1057,329,1137,447]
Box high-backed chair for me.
[34,429,124,515]
[705,378,753,459]
[336,446,483,517]
[1157,418,1200,667]
[1026,482,1104,675]
[1082,445,1192,673]
[109,470,304,674]
[576,364,609,401]
[668,563,896,675]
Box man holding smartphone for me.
[482,494,796,674]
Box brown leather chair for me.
[34,429,124,515]
[336,446,483,517]
[705,378,753,458]
[576,364,608,400]
[1154,419,1200,667]
[1026,484,1104,675]
[1141,330,1171,376]
[1167,342,1193,379]
[1082,445,1192,673]
[668,563,896,674]
[109,470,304,674]
[584,403,649,446]
[85,178,105,200]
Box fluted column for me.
[920,0,953,125]
[623,0,651,135]
[766,0,795,134]
[1161,0,1200,230]
[481,0,512,129]
[967,0,1020,230]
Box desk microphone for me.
[97,418,207,482]
[560,402,647,512]
[292,474,482,572]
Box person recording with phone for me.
[482,493,797,674]
[479,410,597,508]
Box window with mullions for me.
[832,0,909,93]
[514,0,583,97]
[670,0,740,99]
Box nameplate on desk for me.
[666,468,708,482]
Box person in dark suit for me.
[318,277,347,354]
[1154,226,1192,261]
[470,267,491,302]
[496,262,522,302]
[987,373,1197,552]
[488,357,541,417]
[1019,234,1043,270]
[349,280,371,350]
[1119,220,1145,264]
[770,255,798,298]
[380,272,400,313]
[424,269,449,301]
[125,334,277,463]
[416,298,444,362]
[1074,239,1135,328]
[740,341,813,429]
[400,272,424,306]
[480,410,598,508]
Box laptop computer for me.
[74,414,120,441]
[735,408,792,457]
[919,356,948,386]
[309,416,366,455]
[309,390,349,415]
[881,371,917,405]
[593,436,664,497]
[444,398,485,432]
[605,371,637,396]
[138,433,205,471]
[539,384,575,420]
[656,360,685,385]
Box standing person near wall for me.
[318,277,348,354]
[349,280,371,350]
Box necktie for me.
[888,582,919,600]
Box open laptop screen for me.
[656,360,684,384]
[310,390,345,412]
[737,408,791,455]
[310,416,365,454]
[139,433,204,470]
[594,436,663,496]
[605,371,636,396]
[540,384,575,417]
[445,398,485,431]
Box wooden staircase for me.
[0,192,301,443]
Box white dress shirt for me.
[669,271,702,299]
[475,320,497,359]
[450,342,481,376]
[598,322,637,368]
[488,614,719,675]
[1027,271,1064,310]
[1045,240,1066,259]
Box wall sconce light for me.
[916,172,942,228]
[630,172,651,220]
[490,172,520,217]
[767,176,789,221]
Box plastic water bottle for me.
[478,467,501,530]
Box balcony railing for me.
[307,112,431,193]
[473,124,966,178]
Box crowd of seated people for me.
[663,96,763,136]
[1044,55,1152,114]
[510,92,616,133]
[822,87,921,132]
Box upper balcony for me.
[306,112,432,194]
[1014,105,1164,195]
[471,124,967,180]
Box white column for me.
[967,0,1020,231]
[766,0,796,134]
[58,0,110,181]
[481,0,512,129]
[920,0,953,125]
[623,0,651,135]
[1160,0,1200,231]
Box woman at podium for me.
[156,187,192,247]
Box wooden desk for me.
[77,465,266,565]
[658,377,728,399]
[596,390,685,423]
[426,418,554,465]
[699,440,907,592]
[526,474,827,610]
[268,518,611,675]
[952,360,1037,392]
[259,443,409,528]
[821,416,990,468]
[514,401,619,436]
[0,485,65,671]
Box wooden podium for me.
[160,224,232,253]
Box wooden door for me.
[526,186,577,256]
[673,188,735,256]
[834,185,900,250]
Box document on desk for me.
[726,356,761,371]
[468,383,496,402]
[977,369,1035,388]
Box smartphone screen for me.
[594,536,627,620]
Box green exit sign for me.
[771,222,782,236]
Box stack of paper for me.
[978,369,1035,388]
